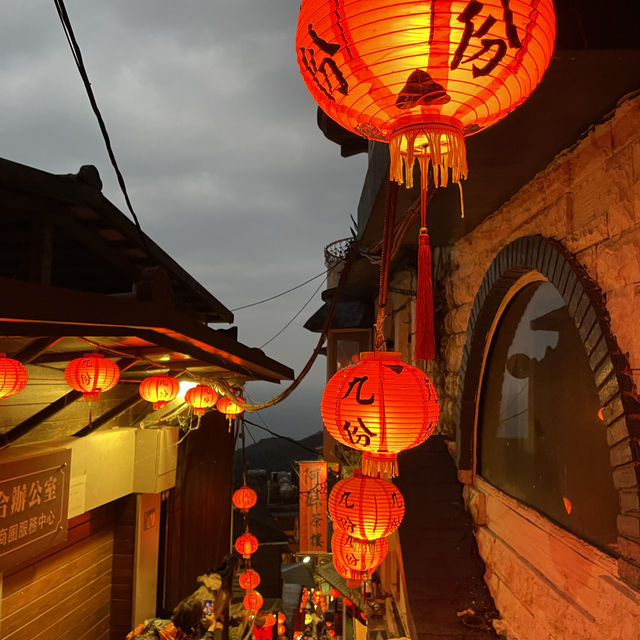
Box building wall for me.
[433,94,640,639]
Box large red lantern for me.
[217,394,244,422]
[233,486,258,512]
[0,354,28,400]
[239,569,261,591]
[332,530,388,579]
[65,353,120,402]
[139,374,179,410]
[185,384,218,415]
[297,0,555,189]
[235,532,259,559]
[297,0,555,360]
[329,469,405,540]
[243,590,264,612]
[321,351,439,477]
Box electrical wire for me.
[259,275,328,349]
[231,269,329,312]
[243,417,321,457]
[52,0,145,240]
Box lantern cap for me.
[358,351,402,362]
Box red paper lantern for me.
[277,624,286,636]
[139,374,179,410]
[332,530,388,588]
[328,630,336,637]
[328,588,340,599]
[235,532,259,559]
[239,569,261,591]
[277,612,286,624]
[321,351,439,477]
[264,613,277,628]
[244,590,264,612]
[0,354,28,400]
[329,469,405,541]
[217,394,244,422]
[65,353,119,402]
[185,384,218,415]
[233,486,258,512]
[297,0,555,189]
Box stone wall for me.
[435,93,640,639]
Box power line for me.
[259,275,328,349]
[244,418,320,457]
[52,0,145,238]
[231,270,328,312]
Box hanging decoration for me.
[0,354,28,400]
[184,384,218,415]
[296,0,555,359]
[239,568,261,591]
[243,590,264,613]
[321,351,439,477]
[65,353,120,402]
[235,531,259,559]
[329,469,405,540]
[233,486,258,512]
[331,530,389,588]
[263,613,277,628]
[217,392,245,426]
[277,624,286,636]
[139,374,179,410]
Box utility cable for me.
[231,269,329,312]
[52,0,145,240]
[259,275,328,349]
[243,418,321,457]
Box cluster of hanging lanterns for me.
[297,0,556,592]
[233,485,263,614]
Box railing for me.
[324,237,353,266]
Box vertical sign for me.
[299,461,327,553]
[0,448,71,572]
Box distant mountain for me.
[235,430,323,480]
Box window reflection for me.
[478,281,618,552]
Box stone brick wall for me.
[434,93,640,639]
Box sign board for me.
[0,447,71,571]
[298,461,327,554]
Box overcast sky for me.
[1,2,367,442]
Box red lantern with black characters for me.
[185,384,218,415]
[239,568,261,591]
[0,354,28,400]
[321,351,439,477]
[139,374,179,410]
[329,469,405,540]
[331,530,388,588]
[243,590,264,612]
[235,531,259,559]
[233,486,258,512]
[65,353,120,402]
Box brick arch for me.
[454,234,640,585]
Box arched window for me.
[477,279,618,552]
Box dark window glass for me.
[478,281,618,552]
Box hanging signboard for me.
[298,461,327,554]
[0,447,71,571]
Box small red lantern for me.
[235,532,259,559]
[65,353,120,402]
[277,612,285,624]
[244,590,264,612]
[328,588,340,599]
[239,569,261,591]
[332,530,388,588]
[139,374,179,410]
[217,393,244,422]
[0,354,28,400]
[329,470,405,541]
[277,624,286,636]
[343,598,352,607]
[328,630,335,637]
[264,613,277,628]
[233,486,258,512]
[321,352,439,477]
[185,384,218,415]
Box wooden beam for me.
[11,336,65,364]
[73,393,146,437]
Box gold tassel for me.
[388,125,468,190]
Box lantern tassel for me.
[415,227,435,361]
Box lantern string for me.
[374,180,398,351]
